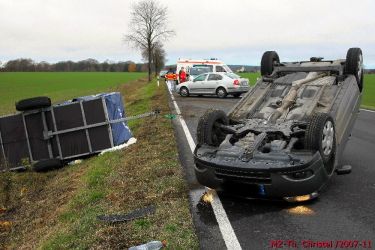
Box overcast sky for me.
[1,0,375,67]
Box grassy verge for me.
[239,72,375,109]
[0,78,198,249]
[0,72,146,115]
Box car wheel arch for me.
[216,85,228,92]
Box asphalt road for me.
[170,93,375,250]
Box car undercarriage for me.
[194,48,363,199]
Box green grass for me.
[40,82,159,249]
[39,80,198,249]
[0,72,146,115]
[0,75,198,249]
[362,74,375,109]
[239,72,261,86]
[239,72,375,109]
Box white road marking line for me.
[167,82,242,250]
[360,108,375,113]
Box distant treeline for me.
[0,58,148,72]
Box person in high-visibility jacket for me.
[165,68,177,82]
[165,68,177,91]
[179,67,187,83]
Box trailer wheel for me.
[261,51,280,76]
[345,47,363,92]
[16,97,51,111]
[197,109,229,146]
[33,159,63,172]
[305,113,336,175]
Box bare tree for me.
[152,42,166,76]
[125,0,174,82]
[141,42,166,77]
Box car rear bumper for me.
[227,86,250,93]
[194,151,329,198]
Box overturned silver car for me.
[194,48,363,200]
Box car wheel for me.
[16,96,51,111]
[232,93,241,98]
[261,51,280,76]
[216,87,227,98]
[305,113,336,175]
[197,109,229,146]
[33,159,63,172]
[179,87,189,97]
[345,47,363,92]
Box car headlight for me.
[285,170,314,180]
[284,192,319,203]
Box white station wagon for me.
[176,72,250,98]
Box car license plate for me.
[259,184,266,196]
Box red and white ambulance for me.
[176,58,233,82]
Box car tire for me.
[197,109,229,146]
[232,93,241,98]
[16,96,51,111]
[216,87,227,98]
[261,51,280,76]
[305,113,336,175]
[33,159,63,172]
[345,47,363,92]
[179,87,189,97]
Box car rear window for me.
[225,73,240,79]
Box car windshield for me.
[190,67,211,76]
[225,73,241,79]
[223,65,233,73]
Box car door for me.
[189,74,208,94]
[206,74,223,94]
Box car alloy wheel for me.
[180,87,189,97]
[357,53,363,81]
[322,120,334,156]
[216,88,227,98]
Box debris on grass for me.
[20,187,27,196]
[68,159,83,165]
[164,114,176,120]
[0,221,12,231]
[99,137,137,155]
[129,240,167,250]
[97,205,156,223]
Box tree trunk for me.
[148,46,152,82]
[154,55,158,77]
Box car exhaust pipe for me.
[268,72,327,123]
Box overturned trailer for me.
[194,48,363,200]
[0,92,143,172]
